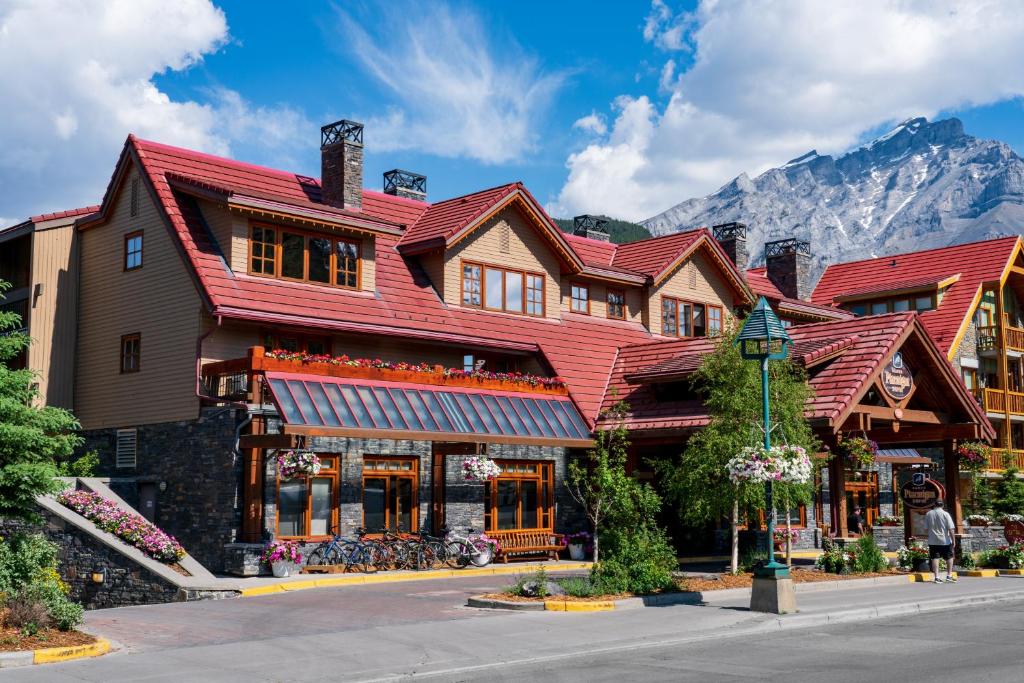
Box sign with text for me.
[881,352,913,401]
[900,475,944,510]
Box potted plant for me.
[462,456,501,482]
[773,528,799,551]
[876,515,902,527]
[957,441,991,472]
[564,531,593,560]
[262,540,303,577]
[897,540,930,572]
[839,435,878,470]
[966,514,992,527]
[726,445,812,485]
[277,450,322,480]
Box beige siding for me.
[442,208,561,318]
[648,250,737,337]
[26,223,77,409]
[76,163,203,428]
[559,279,643,323]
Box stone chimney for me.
[572,215,610,242]
[320,119,363,210]
[383,169,426,201]
[712,222,748,271]
[764,238,813,301]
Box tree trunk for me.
[593,525,600,565]
[786,509,793,567]
[731,498,739,575]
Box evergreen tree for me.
[993,467,1024,518]
[0,280,82,521]
[553,217,652,244]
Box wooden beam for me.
[864,423,979,443]
[239,433,296,449]
[1011,266,1024,276]
[944,440,963,534]
[851,405,946,424]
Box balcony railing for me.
[977,322,1024,354]
[982,388,1024,416]
[988,448,1024,471]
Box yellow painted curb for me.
[239,562,593,598]
[544,600,615,612]
[998,568,1024,576]
[910,571,959,582]
[33,638,110,664]
[961,569,999,577]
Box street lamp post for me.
[735,297,797,613]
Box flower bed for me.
[966,514,992,527]
[56,490,185,563]
[896,540,930,569]
[978,542,1024,569]
[876,515,902,527]
[264,350,566,390]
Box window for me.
[607,289,625,319]
[362,457,418,532]
[278,455,338,538]
[262,333,330,355]
[571,283,589,314]
[124,231,143,270]
[848,295,937,316]
[870,301,888,315]
[484,460,554,531]
[774,506,806,528]
[120,334,140,373]
[662,298,720,338]
[892,298,911,312]
[463,354,476,372]
[962,367,977,393]
[248,224,360,289]
[848,303,866,316]
[462,261,543,316]
[915,295,934,311]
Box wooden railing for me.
[976,322,1024,353]
[988,448,1024,471]
[982,388,1024,416]
[977,325,999,352]
[1007,324,1024,352]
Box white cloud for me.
[643,0,693,52]
[335,3,567,165]
[573,112,608,136]
[554,0,1024,221]
[0,0,310,219]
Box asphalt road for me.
[4,575,1023,682]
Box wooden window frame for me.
[661,297,717,338]
[525,273,545,317]
[460,260,545,317]
[755,504,808,530]
[247,222,361,290]
[483,460,554,532]
[120,333,141,374]
[276,455,340,540]
[123,231,143,271]
[606,288,625,320]
[361,456,419,533]
[707,304,723,335]
[570,282,590,315]
[262,331,332,356]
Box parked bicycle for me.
[305,526,496,572]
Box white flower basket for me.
[463,456,501,482]
[726,445,811,485]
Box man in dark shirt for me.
[847,506,865,536]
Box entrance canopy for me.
[265,371,593,447]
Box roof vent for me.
[383,169,426,201]
[572,215,610,242]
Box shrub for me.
[3,591,50,633]
[993,468,1024,518]
[815,537,852,574]
[17,579,82,631]
[851,535,888,573]
[0,533,58,595]
[592,526,677,595]
[557,576,599,598]
[738,548,770,574]
[958,552,977,570]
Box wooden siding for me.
[648,250,736,336]
[442,208,561,319]
[76,164,203,429]
[26,223,77,409]
[559,279,642,322]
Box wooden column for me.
[943,440,963,534]
[829,455,848,537]
[996,283,1012,449]
[240,416,264,543]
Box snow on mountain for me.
[642,117,1024,283]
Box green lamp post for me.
[735,297,793,579]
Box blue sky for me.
[2,1,1024,226]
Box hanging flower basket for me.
[277,450,322,480]
[840,435,878,470]
[957,441,991,472]
[726,445,812,485]
[462,456,501,482]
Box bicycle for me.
[307,527,374,573]
[443,527,495,568]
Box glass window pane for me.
[363,477,387,532]
[485,268,503,309]
[357,386,389,428]
[505,271,523,312]
[421,391,455,432]
[498,481,518,530]
[551,401,586,439]
[308,237,331,283]
[340,385,372,426]
[373,387,408,429]
[469,395,499,433]
[321,384,356,427]
[278,479,305,536]
[662,298,677,336]
[870,302,888,315]
[389,389,423,430]
[270,379,303,424]
[915,296,933,311]
[310,478,332,536]
[281,232,305,279]
[521,399,555,437]
[463,264,481,306]
[681,302,693,336]
[521,481,538,529]
[708,307,722,334]
[335,241,359,288]
[536,399,567,437]
[849,304,866,316]
[453,393,486,432]
[395,478,413,532]
[306,382,340,426]
[405,390,440,431]
[287,381,323,426]
[693,303,706,337]
[526,275,544,315]
[508,397,541,436]
[490,396,519,434]
[893,299,911,312]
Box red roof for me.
[31,205,100,223]
[397,182,519,250]
[563,233,616,268]
[612,229,705,278]
[811,237,1021,355]
[745,267,852,322]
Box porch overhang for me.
[263,371,593,448]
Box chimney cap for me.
[712,222,747,240]
[383,169,426,196]
[321,119,364,148]
[572,214,609,236]
[764,237,811,258]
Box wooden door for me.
[431,453,446,535]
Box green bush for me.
[0,533,83,631]
[0,533,58,595]
[592,526,677,595]
[738,548,770,574]
[852,535,888,573]
[958,552,977,570]
[993,468,1024,517]
[557,576,599,598]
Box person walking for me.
[924,499,957,583]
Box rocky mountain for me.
[642,117,1024,281]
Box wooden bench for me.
[490,529,566,563]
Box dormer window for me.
[571,283,589,314]
[662,297,721,338]
[462,260,544,316]
[249,224,360,289]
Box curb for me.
[961,569,999,577]
[0,638,110,669]
[239,562,593,597]
[998,568,1024,576]
[909,571,959,582]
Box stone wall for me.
[79,407,245,572]
[961,524,1007,553]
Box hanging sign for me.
[900,474,944,510]
[881,352,913,401]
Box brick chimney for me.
[321,119,363,210]
[383,169,426,201]
[764,238,813,300]
[712,222,748,271]
[572,215,610,242]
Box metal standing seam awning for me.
[875,448,932,465]
[264,371,594,447]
